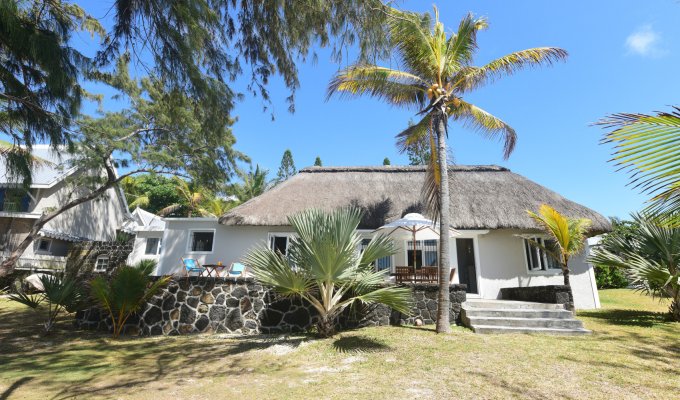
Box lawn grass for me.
[0,289,678,399]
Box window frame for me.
[186,229,216,254]
[144,237,162,255]
[94,255,109,272]
[522,236,562,275]
[405,239,439,268]
[268,232,296,257]
[36,238,52,254]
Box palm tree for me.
[158,177,213,217]
[244,208,411,337]
[527,204,591,311]
[232,165,270,203]
[327,7,567,332]
[120,176,150,210]
[598,107,680,225]
[589,214,680,321]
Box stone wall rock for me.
[500,285,573,306]
[75,277,467,336]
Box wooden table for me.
[202,264,228,277]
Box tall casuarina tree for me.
[327,6,567,333]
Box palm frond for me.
[351,286,412,315]
[128,194,149,209]
[158,203,181,216]
[455,47,568,93]
[327,65,427,108]
[442,13,488,77]
[243,246,314,297]
[8,291,44,308]
[395,114,432,152]
[527,204,591,259]
[598,107,680,220]
[387,8,438,79]
[452,100,517,159]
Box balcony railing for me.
[0,253,66,271]
[1,201,23,212]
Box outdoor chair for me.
[181,258,205,276]
[227,262,246,277]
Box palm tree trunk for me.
[562,256,575,312]
[435,109,452,334]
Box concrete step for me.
[462,308,574,319]
[465,316,585,329]
[463,299,565,310]
[471,325,591,335]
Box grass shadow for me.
[579,309,672,328]
[0,376,34,400]
[392,324,437,333]
[332,335,390,353]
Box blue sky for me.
[42,1,680,218]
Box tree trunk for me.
[562,257,575,312]
[435,109,451,334]
[316,315,336,338]
[671,287,680,322]
[0,179,117,277]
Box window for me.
[145,238,161,255]
[269,234,292,256]
[359,238,393,272]
[523,237,561,272]
[36,238,52,253]
[94,256,109,272]
[406,240,438,268]
[188,230,214,253]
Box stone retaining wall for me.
[500,285,573,306]
[75,277,467,336]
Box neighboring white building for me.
[124,207,166,266]
[0,145,132,271]
[153,165,610,310]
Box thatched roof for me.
[219,165,611,233]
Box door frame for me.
[452,230,487,298]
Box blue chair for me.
[181,258,205,276]
[228,262,246,277]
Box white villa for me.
[137,165,610,310]
[0,145,131,271]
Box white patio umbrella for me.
[373,213,457,273]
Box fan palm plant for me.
[527,205,591,311]
[327,7,567,332]
[598,107,680,225]
[589,214,680,321]
[8,274,86,333]
[90,260,170,338]
[243,208,411,337]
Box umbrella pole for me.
[412,228,417,280]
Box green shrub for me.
[8,274,87,333]
[90,260,170,338]
[594,265,629,289]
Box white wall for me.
[35,174,129,241]
[156,220,294,276]
[128,231,164,265]
[155,223,600,309]
[474,229,600,309]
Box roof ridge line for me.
[299,165,509,173]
